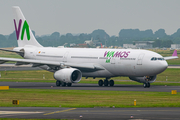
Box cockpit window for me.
[151,57,154,60]
[151,57,165,61]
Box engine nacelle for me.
[129,75,157,83]
[54,68,82,83]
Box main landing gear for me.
[143,82,150,88]
[98,78,114,87]
[56,80,72,87]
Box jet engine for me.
[129,75,157,83]
[54,68,82,83]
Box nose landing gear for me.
[143,82,150,88]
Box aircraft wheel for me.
[104,80,109,86]
[109,80,114,86]
[143,83,147,88]
[98,80,103,86]
[62,82,66,87]
[56,80,61,86]
[147,82,150,88]
[67,83,72,87]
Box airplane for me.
[0,6,178,88]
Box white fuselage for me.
[22,47,168,78]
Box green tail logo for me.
[14,19,30,40]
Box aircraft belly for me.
[82,69,113,77]
[135,65,154,76]
[113,64,135,76]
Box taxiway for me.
[0,107,180,120]
[0,81,179,92]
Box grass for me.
[0,68,180,86]
[0,70,54,82]
[0,88,179,108]
[1,68,180,86]
[0,49,23,59]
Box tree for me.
[154,29,167,38]
[0,34,7,47]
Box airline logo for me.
[14,19,30,40]
[104,51,130,58]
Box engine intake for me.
[129,75,156,83]
[54,68,82,83]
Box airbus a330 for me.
[0,6,178,88]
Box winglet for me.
[164,50,178,60]
[172,50,177,56]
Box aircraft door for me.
[111,57,115,64]
[63,52,69,62]
[137,53,145,65]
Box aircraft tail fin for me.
[12,6,42,47]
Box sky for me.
[0,0,180,36]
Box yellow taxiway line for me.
[44,108,76,115]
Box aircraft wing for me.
[0,48,22,53]
[164,50,179,60]
[0,57,104,71]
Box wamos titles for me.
[104,51,130,58]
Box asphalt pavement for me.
[0,64,180,120]
[0,81,179,92]
[0,107,180,120]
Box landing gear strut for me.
[98,78,114,87]
[104,79,108,86]
[143,82,150,88]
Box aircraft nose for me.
[158,61,168,72]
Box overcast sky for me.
[0,0,180,36]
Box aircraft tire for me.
[62,82,66,87]
[104,80,109,86]
[98,80,103,86]
[67,83,72,87]
[143,83,147,88]
[56,80,61,86]
[109,80,114,86]
[147,83,150,88]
